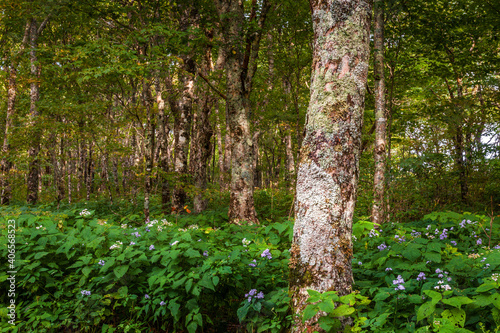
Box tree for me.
[372,0,387,225]
[214,0,271,224]
[289,0,372,331]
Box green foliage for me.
[0,204,291,332]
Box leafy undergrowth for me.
[0,205,499,332]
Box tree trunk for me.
[143,80,155,220]
[290,0,372,331]
[215,104,225,188]
[372,0,387,226]
[27,19,41,204]
[215,0,270,224]
[1,66,16,205]
[156,76,170,214]
[168,58,195,212]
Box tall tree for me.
[372,0,387,225]
[26,15,51,204]
[214,0,271,225]
[289,0,372,331]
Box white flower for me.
[171,241,179,246]
[242,238,251,247]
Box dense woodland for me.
[1,0,500,332]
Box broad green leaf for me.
[442,308,466,327]
[417,302,436,321]
[441,296,473,308]
[113,265,129,279]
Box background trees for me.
[0,0,498,223]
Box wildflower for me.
[358,261,362,265]
[439,229,448,240]
[98,260,105,266]
[450,241,457,246]
[352,235,358,241]
[492,273,499,281]
[110,241,123,250]
[484,264,490,269]
[249,259,257,267]
[121,224,128,229]
[242,238,251,247]
[130,241,136,245]
[435,268,442,274]
[157,226,163,232]
[144,294,150,299]
[411,230,421,237]
[385,267,392,271]
[261,249,272,259]
[80,209,92,217]
[369,229,379,237]
[160,301,166,306]
[378,243,388,251]
[477,239,482,245]
[161,219,173,226]
[188,225,199,230]
[81,290,91,296]
[392,275,405,291]
[146,228,151,232]
[131,232,141,238]
[203,251,209,257]
[417,272,426,281]
[426,225,431,230]
[171,241,179,246]
[149,245,155,250]
[495,245,500,249]
[245,289,264,302]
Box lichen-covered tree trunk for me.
[168,59,195,212]
[156,77,170,214]
[289,0,372,331]
[27,19,41,204]
[372,0,387,226]
[190,93,214,213]
[143,80,155,221]
[215,0,270,225]
[1,67,17,205]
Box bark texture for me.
[290,0,372,331]
[371,0,387,225]
[215,0,270,224]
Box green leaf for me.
[212,276,219,287]
[303,304,318,321]
[237,304,250,322]
[186,321,198,333]
[318,299,335,313]
[417,302,436,322]
[424,251,442,263]
[423,290,443,305]
[82,266,92,277]
[113,265,129,279]
[184,248,201,258]
[442,308,466,327]
[373,292,391,302]
[34,252,49,259]
[331,304,355,317]
[476,283,497,292]
[441,296,473,308]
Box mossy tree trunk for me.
[289,0,372,331]
[372,0,387,225]
[215,0,270,225]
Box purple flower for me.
[358,261,362,265]
[130,241,136,245]
[450,241,457,246]
[417,272,426,281]
[494,245,500,249]
[385,267,392,271]
[477,239,482,245]
[378,243,388,251]
[144,294,150,299]
[436,268,442,274]
[249,259,257,267]
[146,228,151,232]
[256,292,265,299]
[98,260,105,266]
[149,245,155,250]
[132,232,141,238]
[81,290,91,296]
[261,249,272,260]
[160,301,166,306]
[203,251,209,257]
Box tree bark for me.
[290,0,372,331]
[27,19,41,204]
[371,0,387,225]
[215,0,271,224]
[156,76,170,214]
[143,80,155,220]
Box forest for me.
[0,0,499,332]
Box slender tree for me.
[289,0,372,331]
[372,0,387,225]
